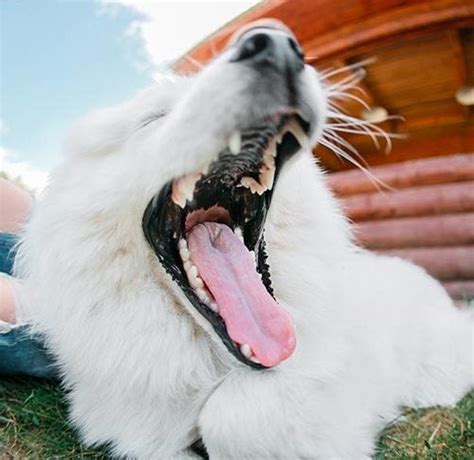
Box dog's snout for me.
[231,28,304,73]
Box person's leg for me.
[0,277,16,324]
[0,180,57,379]
[0,179,29,324]
[0,178,33,233]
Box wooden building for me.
[175,0,474,299]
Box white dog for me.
[15,21,473,458]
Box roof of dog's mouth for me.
[143,114,309,369]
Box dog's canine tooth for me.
[171,173,202,208]
[178,239,188,250]
[286,119,310,150]
[239,176,267,195]
[259,165,275,190]
[240,343,252,359]
[229,130,241,154]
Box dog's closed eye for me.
[139,111,166,129]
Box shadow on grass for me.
[1,376,473,458]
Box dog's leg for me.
[198,369,381,459]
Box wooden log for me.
[340,181,474,221]
[326,153,474,196]
[377,246,474,280]
[355,213,474,249]
[442,280,474,299]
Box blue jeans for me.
[0,233,57,379]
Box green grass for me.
[1,377,472,458]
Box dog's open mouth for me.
[143,114,309,369]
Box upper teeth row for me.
[236,119,310,195]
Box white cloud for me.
[101,0,259,70]
[0,146,49,194]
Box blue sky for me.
[1,1,152,171]
[0,0,257,190]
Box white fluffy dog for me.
[15,21,473,458]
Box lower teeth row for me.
[179,239,218,313]
[179,236,261,364]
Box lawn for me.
[1,378,472,458]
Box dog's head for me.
[66,20,327,370]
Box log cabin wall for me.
[175,0,474,299]
[326,154,474,299]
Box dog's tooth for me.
[171,173,201,208]
[240,343,252,359]
[179,247,190,261]
[196,288,210,303]
[189,265,199,278]
[259,165,275,190]
[234,227,244,242]
[189,275,204,289]
[209,302,219,313]
[266,141,277,158]
[239,176,267,195]
[263,152,275,168]
[229,130,241,154]
[171,190,186,208]
[250,356,261,364]
[178,239,187,250]
[286,119,310,150]
[183,260,192,273]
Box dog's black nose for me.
[231,26,304,73]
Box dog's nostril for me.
[288,37,304,62]
[234,33,271,62]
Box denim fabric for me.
[0,232,17,274]
[0,232,58,379]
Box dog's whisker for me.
[322,130,370,166]
[320,57,376,79]
[325,90,371,111]
[320,137,391,191]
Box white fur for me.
[14,39,473,459]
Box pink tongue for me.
[187,222,296,367]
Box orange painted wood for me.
[340,182,474,221]
[304,1,474,60]
[377,246,474,280]
[354,213,474,249]
[326,153,474,196]
[174,0,474,72]
[442,280,474,299]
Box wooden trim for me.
[377,245,474,280]
[354,213,474,249]
[326,153,474,196]
[304,1,474,60]
[340,182,474,220]
[174,0,474,72]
